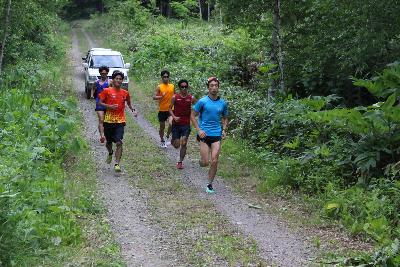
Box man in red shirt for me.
[99,70,137,172]
[169,79,196,169]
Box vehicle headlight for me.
[123,76,128,82]
[89,76,97,81]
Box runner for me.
[153,70,174,148]
[91,66,112,143]
[169,79,196,169]
[191,77,228,193]
[99,70,137,172]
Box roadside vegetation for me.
[2,0,400,265]
[0,1,123,266]
[82,0,400,265]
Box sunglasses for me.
[180,85,188,89]
[100,72,108,75]
[162,75,169,78]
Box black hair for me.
[161,70,170,77]
[99,66,109,73]
[112,70,124,79]
[178,79,189,88]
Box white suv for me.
[82,48,131,99]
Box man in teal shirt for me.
[191,77,228,193]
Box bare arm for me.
[99,99,117,110]
[169,96,178,120]
[221,116,228,139]
[191,109,206,138]
[126,94,137,117]
[98,91,117,110]
[153,85,164,100]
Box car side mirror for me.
[124,63,131,69]
[82,63,88,68]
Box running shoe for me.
[165,137,171,146]
[114,164,121,172]
[176,161,184,169]
[100,137,106,143]
[106,152,113,164]
[160,141,167,148]
[206,184,215,194]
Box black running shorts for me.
[104,122,125,144]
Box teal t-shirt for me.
[194,95,228,137]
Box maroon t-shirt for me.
[173,93,193,126]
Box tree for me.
[160,0,170,17]
[269,0,284,97]
[0,0,11,76]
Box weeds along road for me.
[70,26,316,266]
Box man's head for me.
[98,66,109,77]
[161,70,170,84]
[112,70,124,87]
[207,76,219,96]
[178,79,189,95]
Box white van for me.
[82,48,131,99]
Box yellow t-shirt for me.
[158,83,174,111]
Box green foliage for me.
[87,4,400,263]
[0,10,97,264]
[0,69,86,265]
[0,0,67,68]
[283,0,400,102]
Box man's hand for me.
[108,104,118,110]
[131,108,138,117]
[173,116,180,122]
[198,129,206,138]
[222,129,227,139]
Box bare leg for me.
[115,142,123,164]
[166,117,173,138]
[97,111,105,139]
[179,137,188,162]
[172,137,180,149]
[208,141,221,184]
[106,142,113,154]
[199,141,210,167]
[159,121,165,141]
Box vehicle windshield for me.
[91,55,124,68]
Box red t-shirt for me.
[99,87,130,124]
[173,93,193,126]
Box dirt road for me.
[70,27,317,266]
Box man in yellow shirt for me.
[153,70,174,148]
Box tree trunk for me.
[199,0,208,21]
[198,0,202,19]
[269,0,285,98]
[160,0,170,17]
[0,0,12,76]
[207,2,210,21]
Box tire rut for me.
[77,27,317,266]
[71,29,179,267]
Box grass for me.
[79,19,370,261]
[119,115,267,266]
[74,21,267,266]
[40,27,125,266]
[27,147,125,267]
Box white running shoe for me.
[165,137,171,146]
[160,141,167,148]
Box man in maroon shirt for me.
[169,79,196,169]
